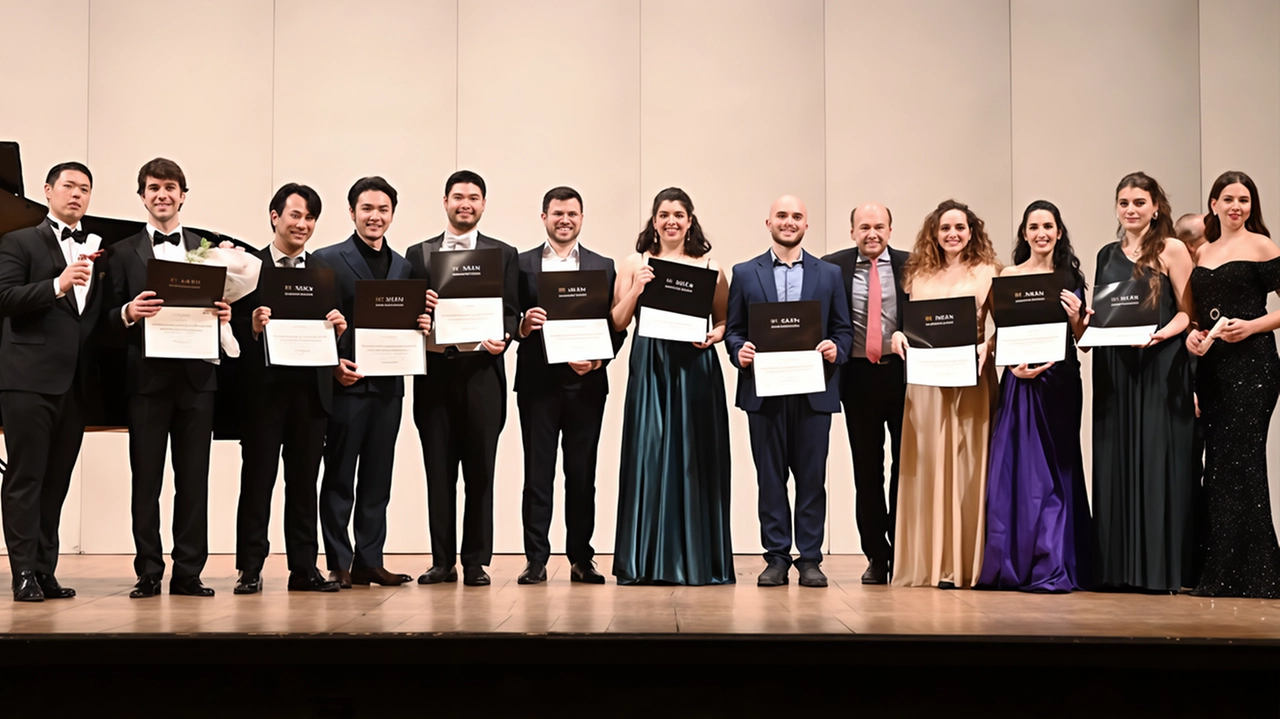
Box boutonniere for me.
[185,238,213,264]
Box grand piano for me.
[0,141,253,453]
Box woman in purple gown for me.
[978,200,1091,593]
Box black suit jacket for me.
[0,222,108,399]
[308,234,414,398]
[822,245,909,392]
[104,228,219,395]
[229,246,335,415]
[512,244,626,397]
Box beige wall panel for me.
[0,0,91,556]
[272,0,458,556]
[1011,0,1201,503]
[824,0,1013,554]
[456,0,641,554]
[1199,0,1280,526]
[641,0,826,558]
[79,0,275,554]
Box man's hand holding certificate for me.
[637,257,717,343]
[256,266,340,367]
[354,279,429,376]
[746,300,825,397]
[428,248,505,345]
[533,270,614,364]
[143,259,226,360]
[991,273,1068,366]
[1077,279,1159,347]
[901,296,979,387]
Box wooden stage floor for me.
[6,553,1280,640]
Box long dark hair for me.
[1205,170,1271,242]
[1013,199,1085,291]
[1114,171,1174,300]
[634,187,712,257]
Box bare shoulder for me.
[618,252,645,270]
[999,264,1025,278]
[1247,232,1280,260]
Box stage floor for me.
[5,553,1280,640]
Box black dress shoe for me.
[757,561,790,587]
[518,561,547,585]
[34,573,75,599]
[288,568,340,593]
[462,566,490,586]
[937,580,957,590]
[329,569,352,589]
[350,566,412,586]
[796,561,828,588]
[417,565,458,584]
[234,571,262,595]
[861,559,889,585]
[170,576,215,597]
[12,571,44,602]
[570,561,606,584]
[129,574,162,599]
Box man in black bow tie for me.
[0,162,105,601]
[104,157,234,599]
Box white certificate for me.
[434,297,504,345]
[144,306,220,360]
[354,328,426,376]
[264,319,338,367]
[906,345,978,387]
[541,318,614,364]
[637,307,708,343]
[753,350,825,397]
[1077,324,1158,348]
[995,322,1067,366]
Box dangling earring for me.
[1153,212,1159,220]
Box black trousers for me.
[235,381,327,574]
[128,386,216,580]
[418,357,504,569]
[746,395,831,564]
[841,356,906,564]
[517,385,606,565]
[0,387,83,577]
[319,392,402,571]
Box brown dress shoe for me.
[329,569,353,589]
[350,566,412,586]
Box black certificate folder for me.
[749,300,822,352]
[903,296,978,348]
[537,270,610,320]
[257,267,336,319]
[990,274,1068,327]
[355,280,428,328]
[639,258,717,317]
[1091,279,1158,327]
[428,248,503,298]
[145,259,226,306]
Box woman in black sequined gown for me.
[1186,171,1280,599]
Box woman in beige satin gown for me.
[889,199,1000,588]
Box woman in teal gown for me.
[610,187,734,585]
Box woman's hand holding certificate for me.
[901,296,979,387]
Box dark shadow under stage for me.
[3,554,1280,717]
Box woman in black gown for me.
[1090,172,1198,593]
[1185,170,1280,598]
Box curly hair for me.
[901,199,1000,290]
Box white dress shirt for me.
[541,240,580,272]
[268,242,306,268]
[47,215,100,314]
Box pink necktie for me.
[866,257,882,363]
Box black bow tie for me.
[153,232,181,247]
[58,226,88,244]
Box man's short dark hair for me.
[46,161,93,188]
[347,176,398,211]
[137,157,187,195]
[541,186,583,214]
[445,170,486,199]
[850,204,893,227]
[269,183,322,231]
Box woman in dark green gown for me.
[1090,172,1199,592]
[610,187,734,585]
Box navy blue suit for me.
[309,234,412,572]
[724,249,853,565]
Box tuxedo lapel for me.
[133,230,155,265]
[38,223,68,273]
[339,236,373,281]
[182,228,203,252]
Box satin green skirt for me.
[612,336,735,585]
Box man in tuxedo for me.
[0,162,106,601]
[725,195,853,588]
[230,183,348,594]
[511,187,624,585]
[105,157,234,598]
[822,202,908,584]
[410,170,518,587]
[312,176,421,588]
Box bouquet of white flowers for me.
[185,238,261,359]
